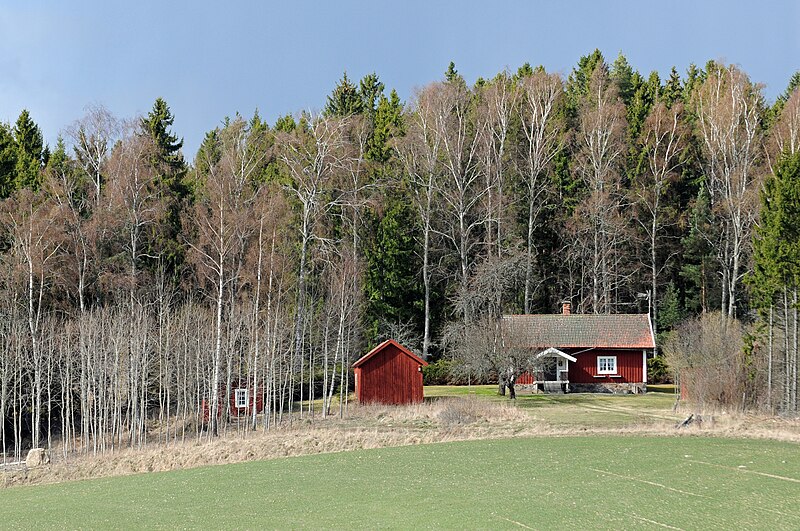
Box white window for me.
[235,388,249,408]
[597,356,617,375]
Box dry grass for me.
[3,395,799,489]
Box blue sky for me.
[1,1,798,158]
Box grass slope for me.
[2,436,799,529]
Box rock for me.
[25,448,49,469]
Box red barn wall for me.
[355,344,424,405]
[568,349,644,384]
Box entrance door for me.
[556,357,568,382]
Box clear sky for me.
[1,0,798,158]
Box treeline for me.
[1,51,799,458]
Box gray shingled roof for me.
[501,314,655,349]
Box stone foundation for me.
[569,382,647,394]
[517,382,646,394]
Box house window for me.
[597,356,617,375]
[235,388,249,408]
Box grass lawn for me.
[425,385,683,429]
[2,435,799,529]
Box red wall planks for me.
[354,342,425,405]
[568,349,644,383]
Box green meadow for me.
[2,435,798,529]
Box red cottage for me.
[352,339,428,405]
[201,379,265,423]
[507,301,655,393]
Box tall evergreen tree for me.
[12,109,47,191]
[662,67,683,108]
[565,49,605,121]
[0,122,16,199]
[367,90,403,164]
[325,72,363,117]
[611,52,636,105]
[358,72,385,119]
[140,97,188,274]
[363,195,423,343]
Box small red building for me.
[201,379,265,422]
[352,339,428,405]
[507,302,655,393]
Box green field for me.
[2,435,799,529]
[425,384,682,428]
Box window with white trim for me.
[597,356,617,375]
[235,388,249,408]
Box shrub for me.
[423,359,454,385]
[647,355,672,384]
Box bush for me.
[423,359,454,385]
[647,355,672,384]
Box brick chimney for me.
[562,300,571,315]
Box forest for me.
[1,50,799,460]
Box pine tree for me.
[565,49,605,122]
[515,62,534,80]
[445,61,460,82]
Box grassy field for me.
[425,384,683,428]
[2,435,799,529]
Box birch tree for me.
[396,86,442,359]
[517,70,564,312]
[694,64,763,317]
[631,101,687,348]
[571,64,628,313]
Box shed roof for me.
[352,339,428,369]
[501,314,655,350]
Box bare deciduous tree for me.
[631,101,687,349]
[517,70,564,312]
[694,65,763,317]
[571,65,628,314]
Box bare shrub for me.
[664,312,750,410]
[437,398,481,426]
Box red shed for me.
[506,302,655,393]
[352,339,428,405]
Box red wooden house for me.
[352,339,428,405]
[507,302,655,393]
[201,379,265,422]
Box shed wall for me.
[355,344,424,404]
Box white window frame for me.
[234,388,249,409]
[597,356,617,375]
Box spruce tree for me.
[0,122,16,199]
[140,97,188,275]
[325,72,363,117]
[662,67,683,108]
[141,98,186,189]
[367,90,403,164]
[12,109,46,191]
[611,52,636,105]
[358,72,385,118]
[363,193,424,343]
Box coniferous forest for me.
[1,51,799,459]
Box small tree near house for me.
[446,315,544,399]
